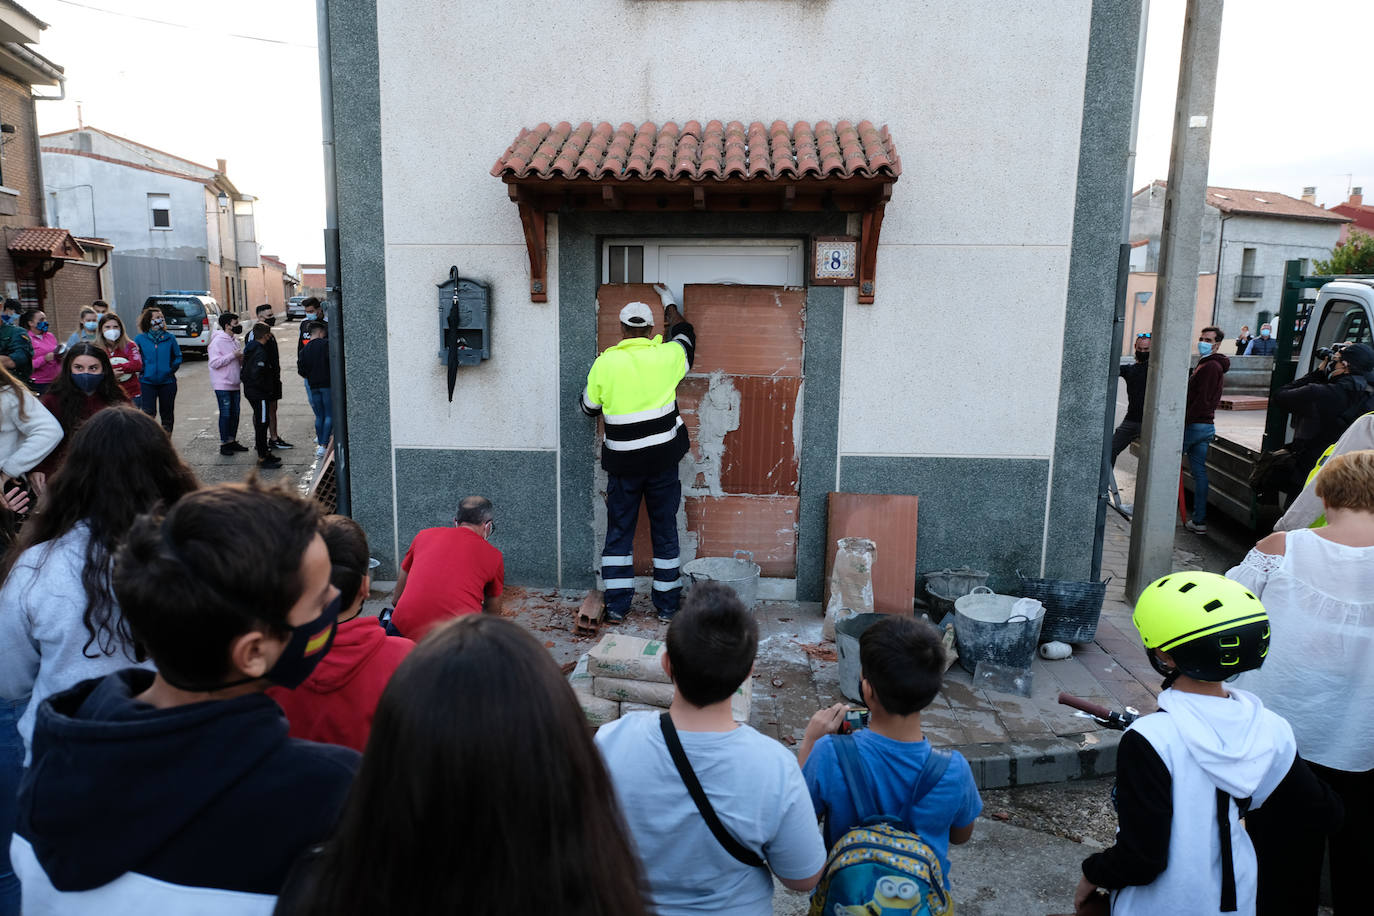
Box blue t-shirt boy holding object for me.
[799,616,981,887]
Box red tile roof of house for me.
[6,227,85,259]
[1331,202,1374,235]
[1205,186,1348,223]
[492,120,900,182]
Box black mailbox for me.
[437,270,491,366]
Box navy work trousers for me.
[602,467,682,618]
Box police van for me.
[141,291,223,357]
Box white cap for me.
[619,301,654,327]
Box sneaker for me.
[272,438,294,449]
[656,611,676,623]
[219,443,236,456]
[314,445,326,458]
[228,441,249,452]
[1185,519,1208,535]
[259,454,283,469]
[605,609,627,623]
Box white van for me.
[141,292,223,357]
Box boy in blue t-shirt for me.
[799,616,981,887]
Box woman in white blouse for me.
[1227,449,1374,915]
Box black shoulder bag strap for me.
[659,712,766,869]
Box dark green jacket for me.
[0,324,33,383]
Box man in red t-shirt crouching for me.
[387,496,505,640]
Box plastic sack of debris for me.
[568,654,620,726]
[823,537,876,642]
[585,633,671,683]
[594,677,676,707]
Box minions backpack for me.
[809,736,953,916]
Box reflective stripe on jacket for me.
[582,321,696,475]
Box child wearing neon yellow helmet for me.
[1073,571,1341,916]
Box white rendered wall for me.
[1214,215,1343,336]
[375,0,1093,457]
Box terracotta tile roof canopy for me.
[493,120,900,183]
[6,227,86,260]
[494,120,900,303]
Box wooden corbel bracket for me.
[857,183,892,304]
[510,185,549,302]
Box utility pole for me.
[1125,0,1224,599]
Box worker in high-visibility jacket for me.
[581,284,697,622]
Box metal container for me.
[683,549,761,611]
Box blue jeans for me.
[602,467,682,617]
[0,698,26,916]
[1183,422,1215,524]
[308,386,332,447]
[139,379,177,432]
[215,389,241,443]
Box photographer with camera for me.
[1273,342,1374,497]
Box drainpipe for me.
[1091,0,1151,582]
[316,0,350,515]
[1211,214,1228,324]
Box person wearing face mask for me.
[1244,323,1278,357]
[0,300,32,387]
[9,482,360,913]
[65,307,100,349]
[267,515,413,752]
[387,495,504,640]
[1235,325,1252,355]
[133,306,183,433]
[96,313,144,402]
[209,312,248,456]
[20,309,61,395]
[1273,342,1374,498]
[1112,334,1152,466]
[254,303,291,450]
[35,344,130,477]
[1182,326,1230,534]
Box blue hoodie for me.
[13,669,359,913]
[133,329,182,385]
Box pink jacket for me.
[28,332,61,386]
[207,328,242,390]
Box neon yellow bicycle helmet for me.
[1133,571,1270,686]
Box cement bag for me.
[593,676,675,707]
[731,677,752,723]
[621,702,662,716]
[586,634,670,683]
[824,537,876,641]
[569,655,620,726]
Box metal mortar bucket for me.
[683,550,761,611]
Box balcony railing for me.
[1234,274,1264,300]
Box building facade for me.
[242,252,294,313]
[1130,180,1348,335]
[322,0,1144,596]
[41,127,260,317]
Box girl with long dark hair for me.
[0,406,199,756]
[96,312,143,402]
[34,344,128,477]
[275,615,650,916]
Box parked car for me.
[141,292,222,357]
[286,295,309,322]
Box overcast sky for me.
[22,0,1374,270]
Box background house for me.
[296,261,325,298]
[1129,179,1348,335]
[322,0,1143,594]
[41,126,260,317]
[1330,187,1373,244]
[0,1,100,336]
[243,251,295,313]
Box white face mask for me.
[102,328,121,342]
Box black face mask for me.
[261,316,276,327]
[1135,350,1150,363]
[159,595,341,693]
[230,325,242,335]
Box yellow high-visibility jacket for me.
[581,321,696,475]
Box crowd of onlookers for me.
[0,299,1370,915]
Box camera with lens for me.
[838,708,870,734]
[1316,342,1349,362]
